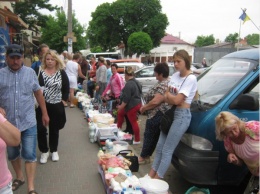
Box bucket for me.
[185,186,210,194]
[140,179,169,194]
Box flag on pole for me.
[239,11,250,24]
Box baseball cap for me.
[5,44,24,57]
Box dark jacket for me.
[121,78,142,112]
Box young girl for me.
[147,49,197,179]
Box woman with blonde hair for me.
[215,111,259,176]
[36,50,70,164]
[117,66,142,144]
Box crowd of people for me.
[0,44,258,194]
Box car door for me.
[135,67,156,93]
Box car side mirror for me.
[230,93,259,111]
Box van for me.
[172,49,259,186]
[110,59,144,74]
[86,52,121,60]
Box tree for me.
[194,35,215,47]
[40,10,86,53]
[127,32,153,57]
[12,0,58,31]
[87,0,168,55]
[225,33,238,47]
[246,33,259,45]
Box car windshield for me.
[195,58,255,108]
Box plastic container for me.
[185,186,210,194]
[113,141,129,154]
[140,179,169,194]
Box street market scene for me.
[0,0,259,194]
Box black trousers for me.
[140,111,163,158]
[36,102,66,153]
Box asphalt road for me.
[7,107,250,194]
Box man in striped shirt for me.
[0,44,49,194]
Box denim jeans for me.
[7,125,37,162]
[0,181,12,194]
[152,107,191,178]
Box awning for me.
[0,8,28,29]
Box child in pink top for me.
[215,111,259,176]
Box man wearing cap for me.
[0,44,49,194]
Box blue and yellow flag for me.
[239,11,250,24]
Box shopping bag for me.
[116,150,139,172]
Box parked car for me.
[88,59,143,78]
[171,48,259,186]
[134,65,176,93]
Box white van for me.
[86,52,122,60]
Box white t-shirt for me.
[168,72,197,104]
[65,60,78,77]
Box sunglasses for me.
[6,48,24,55]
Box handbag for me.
[160,73,192,135]
[116,150,139,172]
[160,105,176,135]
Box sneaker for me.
[40,152,49,164]
[51,152,59,162]
[133,141,141,145]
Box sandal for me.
[12,179,25,191]
[70,105,75,108]
[28,190,38,194]
[138,157,151,165]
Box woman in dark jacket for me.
[117,67,142,144]
[35,50,69,164]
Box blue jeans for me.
[0,181,12,194]
[152,107,191,178]
[7,125,37,162]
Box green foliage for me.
[194,35,215,47]
[246,33,259,45]
[12,0,58,31]
[40,10,87,54]
[225,33,239,46]
[91,46,103,53]
[87,0,168,55]
[128,32,153,56]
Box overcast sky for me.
[47,0,260,43]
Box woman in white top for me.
[65,53,86,107]
[148,49,198,179]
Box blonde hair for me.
[41,50,64,71]
[124,66,135,76]
[215,111,245,141]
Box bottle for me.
[134,187,143,194]
[127,185,134,194]
[106,139,114,154]
[121,188,127,194]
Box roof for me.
[223,48,259,61]
[0,8,28,29]
[160,33,191,45]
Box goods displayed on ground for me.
[74,91,169,194]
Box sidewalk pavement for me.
[8,106,178,194]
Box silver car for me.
[135,65,176,93]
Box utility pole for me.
[63,0,76,53]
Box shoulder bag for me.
[160,73,192,135]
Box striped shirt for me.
[0,65,41,131]
[41,70,62,104]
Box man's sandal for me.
[28,190,38,194]
[12,179,25,191]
